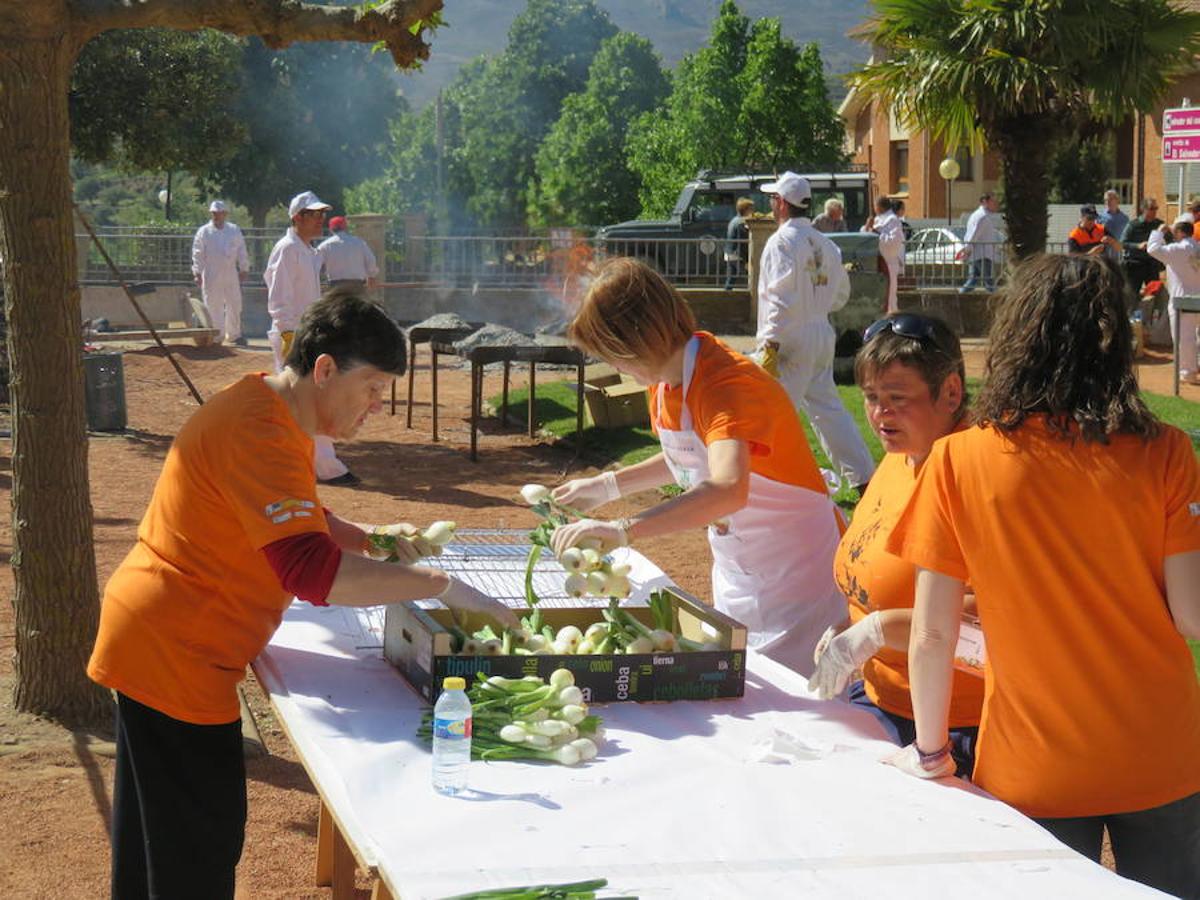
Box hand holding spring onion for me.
[366,520,457,562]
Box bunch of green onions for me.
[438,877,635,899]
[418,668,604,766]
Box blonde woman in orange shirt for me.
[808,313,984,775]
[548,258,846,675]
[888,255,1200,897]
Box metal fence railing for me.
[73,226,1091,292]
[74,226,283,284]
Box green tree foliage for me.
[346,58,482,232]
[1047,134,1114,205]
[456,0,618,226]
[70,29,244,176]
[210,38,404,227]
[627,0,846,217]
[850,0,1200,258]
[528,33,669,227]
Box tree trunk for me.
[0,30,110,723]
[991,114,1058,260]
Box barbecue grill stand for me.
[428,339,585,461]
[389,322,480,426]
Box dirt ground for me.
[0,343,713,899]
[2,335,1183,898]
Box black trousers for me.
[111,693,246,900]
[1035,791,1200,899]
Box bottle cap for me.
[443,676,466,691]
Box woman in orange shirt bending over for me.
[549,258,846,676]
[808,313,983,776]
[888,254,1200,897]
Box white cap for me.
[209,200,227,213]
[1176,213,1195,226]
[760,171,811,207]
[288,190,332,219]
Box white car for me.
[904,227,969,267]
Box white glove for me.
[807,612,885,700]
[551,471,621,512]
[550,518,630,557]
[884,742,956,780]
[438,579,520,632]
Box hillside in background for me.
[398,0,870,108]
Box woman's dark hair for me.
[855,314,968,423]
[287,287,406,377]
[875,196,894,213]
[976,253,1159,443]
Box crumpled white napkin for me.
[749,727,837,764]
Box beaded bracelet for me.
[916,739,953,767]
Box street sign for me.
[1164,134,1200,162]
[1164,107,1200,135]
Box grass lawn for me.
[493,378,1200,676]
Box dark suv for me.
[595,169,874,283]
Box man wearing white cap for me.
[191,201,249,346]
[265,190,358,485]
[1147,216,1200,385]
[756,172,876,491]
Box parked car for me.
[903,226,1007,288]
[595,169,873,285]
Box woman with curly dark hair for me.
[885,254,1200,896]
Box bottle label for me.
[433,716,472,740]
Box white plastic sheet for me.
[255,603,1164,900]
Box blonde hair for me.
[736,197,755,216]
[824,198,844,214]
[568,258,696,363]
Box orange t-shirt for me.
[834,450,984,726]
[887,419,1200,818]
[88,374,328,725]
[650,332,828,493]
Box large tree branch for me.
[68,0,442,68]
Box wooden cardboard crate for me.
[384,586,746,704]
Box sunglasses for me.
[864,313,955,356]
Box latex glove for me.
[439,578,521,632]
[759,344,780,379]
[550,518,629,558]
[808,613,886,700]
[884,742,956,780]
[364,523,434,564]
[551,471,621,513]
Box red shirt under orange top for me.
[88,374,330,725]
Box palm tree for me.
[850,0,1200,258]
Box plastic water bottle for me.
[431,676,472,795]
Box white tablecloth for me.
[255,602,1162,900]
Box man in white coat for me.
[959,192,1001,293]
[1147,218,1200,385]
[756,172,876,492]
[318,216,379,290]
[265,190,358,485]
[191,201,249,345]
[863,196,905,314]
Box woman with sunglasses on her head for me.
[548,258,846,676]
[886,255,1200,897]
[808,313,983,775]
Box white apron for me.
[657,336,846,676]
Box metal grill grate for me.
[420,529,616,609]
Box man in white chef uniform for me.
[264,190,358,486]
[191,200,249,346]
[755,172,876,493]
